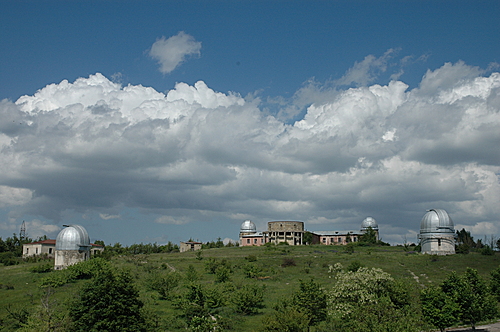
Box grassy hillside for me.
[1,245,500,331]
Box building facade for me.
[264,221,304,245]
[180,241,203,252]
[23,239,57,258]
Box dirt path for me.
[447,321,500,332]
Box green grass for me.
[2,245,500,331]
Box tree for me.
[231,284,265,315]
[291,279,327,329]
[360,227,377,245]
[421,286,459,332]
[18,288,71,332]
[70,270,146,332]
[327,265,419,331]
[303,231,313,245]
[442,268,497,330]
[146,270,181,300]
[490,265,500,301]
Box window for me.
[36,248,38,254]
[49,248,53,254]
[438,239,441,246]
[338,238,342,243]
[322,238,326,243]
[247,239,250,244]
[254,239,257,244]
[26,248,29,254]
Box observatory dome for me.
[361,217,378,230]
[420,209,454,234]
[55,224,91,251]
[240,220,257,233]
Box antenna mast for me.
[20,220,26,241]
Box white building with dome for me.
[418,209,456,255]
[54,224,92,270]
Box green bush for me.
[30,263,53,273]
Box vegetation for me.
[2,242,500,331]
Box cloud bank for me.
[1,61,499,243]
[149,31,201,74]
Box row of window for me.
[321,237,358,244]
[26,247,54,254]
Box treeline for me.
[455,228,498,254]
[102,241,180,255]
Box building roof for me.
[55,224,91,250]
[26,239,56,245]
[420,209,455,234]
[361,216,378,229]
[240,232,264,238]
[312,230,361,236]
[240,220,257,233]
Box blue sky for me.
[1,1,499,246]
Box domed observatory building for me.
[54,224,92,270]
[239,220,266,246]
[418,209,456,255]
[361,216,379,241]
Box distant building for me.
[264,221,304,245]
[239,220,305,246]
[418,209,456,255]
[238,217,380,247]
[312,217,379,245]
[180,241,203,252]
[23,239,56,258]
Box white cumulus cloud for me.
[0,59,499,243]
[149,31,201,74]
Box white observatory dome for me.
[420,209,454,234]
[240,220,257,233]
[55,224,91,251]
[361,216,378,230]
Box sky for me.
[1,0,499,246]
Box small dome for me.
[56,224,91,250]
[420,209,454,234]
[240,220,257,233]
[361,216,378,230]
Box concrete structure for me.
[180,241,203,252]
[23,239,56,258]
[264,221,304,245]
[54,224,92,270]
[418,209,456,255]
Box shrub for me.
[281,258,296,267]
[232,284,265,315]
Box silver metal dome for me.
[361,216,378,230]
[420,209,454,234]
[55,224,91,251]
[240,220,257,233]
